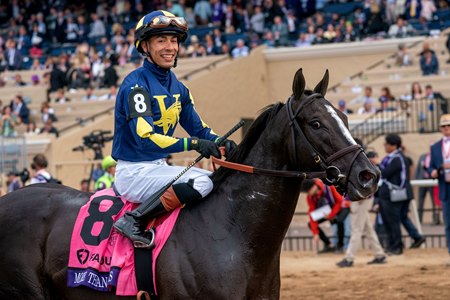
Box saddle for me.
[67,188,181,296]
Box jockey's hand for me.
[191,138,221,159]
[221,139,237,156]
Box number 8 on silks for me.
[128,86,152,119]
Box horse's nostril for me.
[358,170,376,187]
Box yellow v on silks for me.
[136,93,182,149]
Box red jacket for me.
[307,179,348,235]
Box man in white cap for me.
[429,114,450,265]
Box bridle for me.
[286,93,364,193]
[212,93,364,194]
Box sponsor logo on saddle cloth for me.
[67,188,181,296]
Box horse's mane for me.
[211,102,285,186]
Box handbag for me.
[384,181,408,202]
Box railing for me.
[282,234,447,251]
[0,136,27,189]
[350,98,444,145]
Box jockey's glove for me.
[221,139,237,156]
[191,138,221,159]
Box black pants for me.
[417,186,439,223]
[309,208,350,248]
[379,198,403,251]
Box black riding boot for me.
[114,182,202,248]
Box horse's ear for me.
[292,68,305,100]
[313,69,329,97]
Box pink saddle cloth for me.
[67,188,180,296]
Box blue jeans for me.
[441,200,450,253]
[400,200,422,241]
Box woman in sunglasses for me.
[111,10,236,248]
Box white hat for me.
[440,114,450,126]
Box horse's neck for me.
[208,131,301,256]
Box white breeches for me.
[115,159,213,203]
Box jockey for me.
[112,10,236,248]
[94,155,117,191]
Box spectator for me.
[323,24,336,43]
[302,178,351,254]
[295,32,311,48]
[29,154,54,184]
[376,134,423,255]
[420,48,439,76]
[271,15,289,46]
[0,106,19,137]
[94,155,117,191]
[30,24,44,48]
[10,95,29,125]
[41,102,58,124]
[395,43,413,66]
[388,17,414,38]
[210,0,225,27]
[98,85,117,101]
[421,0,437,21]
[14,74,27,86]
[88,13,106,40]
[250,6,265,38]
[167,0,185,18]
[6,171,22,193]
[337,142,387,267]
[378,86,396,111]
[47,58,67,102]
[425,84,448,113]
[31,74,40,86]
[204,34,220,55]
[405,0,423,20]
[231,39,250,58]
[337,99,353,115]
[80,179,91,192]
[4,39,22,70]
[411,81,424,100]
[286,9,298,42]
[26,121,40,135]
[103,57,119,88]
[65,16,79,43]
[343,22,357,42]
[416,151,440,224]
[76,15,89,43]
[194,0,211,25]
[82,86,98,101]
[39,119,59,138]
[358,98,377,115]
[16,25,31,56]
[429,114,450,264]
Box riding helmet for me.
[134,10,188,55]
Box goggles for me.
[149,15,188,31]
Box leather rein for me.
[212,94,364,190]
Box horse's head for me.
[287,68,379,200]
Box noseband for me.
[286,94,363,192]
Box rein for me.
[212,94,364,192]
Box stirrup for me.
[133,228,155,250]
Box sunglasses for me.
[441,124,450,128]
[149,15,188,31]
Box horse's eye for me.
[310,121,321,129]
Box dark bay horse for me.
[0,69,379,299]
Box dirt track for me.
[280,249,450,299]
